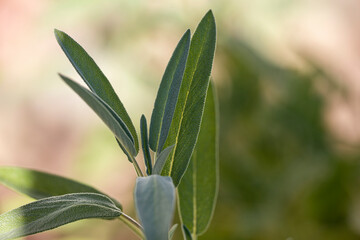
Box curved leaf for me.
[60,74,136,157]
[135,175,175,240]
[168,224,178,240]
[178,82,218,236]
[0,166,122,210]
[116,138,134,163]
[149,30,191,152]
[182,225,193,240]
[141,115,152,175]
[153,145,174,175]
[161,10,216,186]
[55,29,139,154]
[0,193,121,240]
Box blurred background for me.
[1,0,360,239]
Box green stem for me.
[118,213,144,239]
[130,155,144,177]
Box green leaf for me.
[153,145,174,175]
[0,193,121,240]
[168,224,178,240]
[55,29,139,154]
[59,74,136,157]
[115,138,133,163]
[135,175,175,240]
[182,225,193,240]
[0,166,122,210]
[161,10,216,186]
[178,82,218,236]
[149,30,191,152]
[141,115,152,175]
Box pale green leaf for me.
[161,10,216,186]
[0,166,122,210]
[168,224,178,240]
[141,115,152,175]
[135,175,175,240]
[0,193,121,240]
[178,82,218,236]
[55,29,139,154]
[149,30,190,152]
[60,74,136,157]
[153,145,174,175]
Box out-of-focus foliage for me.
[200,39,360,239]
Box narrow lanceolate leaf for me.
[149,30,191,152]
[168,224,178,240]
[140,115,152,175]
[0,166,122,210]
[55,29,139,154]
[60,74,136,157]
[182,225,193,240]
[161,10,216,186]
[178,82,218,237]
[0,193,121,240]
[116,138,133,163]
[135,175,175,240]
[153,145,174,175]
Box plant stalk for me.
[130,155,144,177]
[118,213,144,239]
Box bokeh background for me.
[1,0,360,239]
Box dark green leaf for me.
[55,29,139,154]
[168,224,178,240]
[135,175,175,240]
[0,193,121,240]
[116,138,133,163]
[153,145,174,175]
[182,225,193,240]
[161,10,216,186]
[178,82,218,236]
[149,30,191,152]
[0,166,122,210]
[60,74,136,157]
[141,115,152,175]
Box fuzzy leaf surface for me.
[178,82,218,236]
[55,29,139,153]
[0,193,121,240]
[135,175,175,240]
[60,74,136,157]
[161,10,216,186]
[149,30,190,152]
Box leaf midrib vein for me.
[192,150,197,235]
[168,23,210,176]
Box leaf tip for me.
[58,73,73,86]
[54,29,64,41]
[58,72,66,80]
[203,9,216,27]
[206,9,215,18]
[184,29,191,38]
